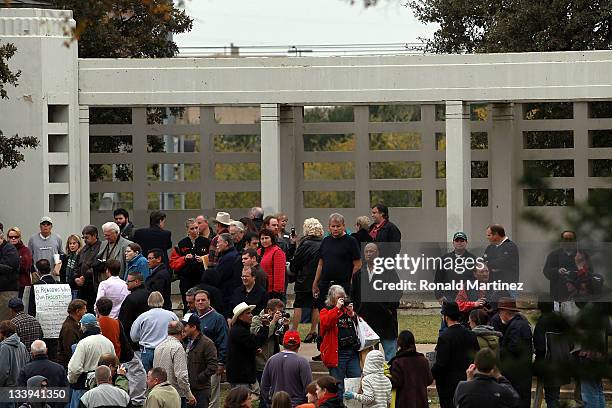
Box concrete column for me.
[0,8,82,239]
[260,104,282,214]
[78,106,91,226]
[445,101,471,241]
[490,103,516,236]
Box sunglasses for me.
[7,235,19,239]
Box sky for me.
[174,0,436,53]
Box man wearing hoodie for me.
[468,309,502,353]
[343,350,392,408]
[18,376,53,408]
[0,320,30,387]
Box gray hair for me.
[325,285,346,307]
[356,216,371,230]
[218,233,234,247]
[101,222,120,234]
[229,221,245,232]
[185,218,197,229]
[185,286,200,297]
[168,321,184,335]
[147,291,164,308]
[30,340,47,356]
[95,365,112,385]
[329,213,345,225]
[249,207,263,219]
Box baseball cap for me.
[182,313,200,327]
[283,330,301,347]
[453,231,468,241]
[80,313,97,326]
[8,297,23,310]
[40,216,53,225]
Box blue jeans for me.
[69,389,86,408]
[380,338,397,361]
[581,378,605,408]
[139,347,155,373]
[328,349,361,393]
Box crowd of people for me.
[0,204,609,408]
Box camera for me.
[290,228,296,237]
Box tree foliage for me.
[0,41,39,171]
[409,0,612,53]
[51,0,193,58]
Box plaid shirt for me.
[152,336,193,399]
[11,311,43,351]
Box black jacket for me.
[215,248,242,315]
[498,313,533,408]
[0,240,20,291]
[351,266,400,340]
[120,222,135,241]
[74,240,102,313]
[369,220,401,257]
[29,274,57,317]
[533,312,571,386]
[226,319,269,384]
[454,374,520,408]
[133,226,172,266]
[431,324,480,407]
[434,250,477,301]
[350,229,373,246]
[18,355,67,387]
[542,247,584,301]
[145,264,172,310]
[483,239,519,284]
[290,236,322,292]
[118,284,151,350]
[173,236,208,289]
[229,285,268,318]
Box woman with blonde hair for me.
[6,227,33,297]
[289,218,324,338]
[60,234,83,294]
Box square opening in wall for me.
[49,165,69,183]
[48,105,69,123]
[48,134,68,153]
[49,194,70,212]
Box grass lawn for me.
[295,311,441,344]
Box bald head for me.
[30,340,47,357]
[95,365,112,385]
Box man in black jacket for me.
[351,242,401,361]
[0,228,20,321]
[18,339,67,387]
[144,249,172,310]
[368,203,401,257]
[225,302,269,389]
[73,225,102,313]
[183,314,217,408]
[431,302,480,408]
[483,224,519,295]
[494,298,533,408]
[434,231,477,305]
[114,208,135,241]
[542,230,584,302]
[454,348,520,408]
[133,211,172,267]
[118,272,151,350]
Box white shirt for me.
[96,276,129,318]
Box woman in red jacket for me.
[258,229,286,300]
[319,284,361,393]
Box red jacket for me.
[455,289,484,313]
[319,306,343,368]
[258,245,285,293]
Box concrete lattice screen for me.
[88,102,612,245]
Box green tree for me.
[0,41,39,170]
[52,0,193,58]
[409,0,612,53]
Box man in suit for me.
[483,224,519,297]
[134,211,172,267]
[145,249,172,310]
[431,302,480,408]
